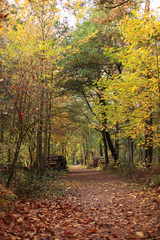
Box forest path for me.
[60,165,160,239]
[1,165,160,240]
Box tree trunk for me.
[82,142,87,165]
[42,91,48,176]
[6,136,23,187]
[105,131,118,162]
[144,113,153,167]
[98,97,118,163]
[128,137,134,169]
[36,99,43,174]
[1,111,4,143]
[29,145,34,169]
[47,99,52,161]
[100,142,103,157]
[115,121,119,161]
[102,129,108,164]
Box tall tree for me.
[0,0,67,184]
[101,6,160,166]
[56,15,121,163]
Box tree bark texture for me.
[6,136,23,187]
[128,137,134,169]
[115,121,119,161]
[102,129,109,164]
[105,131,118,163]
[144,114,153,167]
[36,99,43,174]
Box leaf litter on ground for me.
[0,165,160,239]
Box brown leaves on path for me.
[0,165,160,239]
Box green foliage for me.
[102,161,132,177]
[150,175,160,188]
[0,183,18,211]
[14,170,64,199]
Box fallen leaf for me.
[136,231,144,237]
[17,217,23,223]
[87,228,96,234]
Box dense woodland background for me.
[0,0,160,191]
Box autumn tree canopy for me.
[0,0,160,187]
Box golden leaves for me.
[100,8,160,145]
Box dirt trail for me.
[0,165,160,240]
[60,165,160,239]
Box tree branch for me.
[100,0,134,9]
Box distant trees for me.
[56,15,123,164]
[59,0,160,168]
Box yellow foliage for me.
[101,8,160,146]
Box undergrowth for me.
[0,169,67,211]
[14,170,65,199]
[102,163,160,190]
